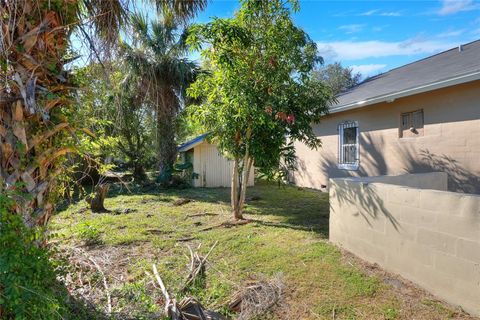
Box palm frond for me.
[81,0,128,48]
[130,13,155,49]
[151,0,208,24]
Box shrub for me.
[170,162,198,188]
[77,223,103,246]
[0,191,64,319]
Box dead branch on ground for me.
[176,237,196,242]
[173,198,193,206]
[181,241,218,293]
[89,257,112,315]
[228,274,285,320]
[148,260,225,320]
[186,212,218,218]
[200,219,253,232]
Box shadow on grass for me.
[168,181,330,237]
[242,183,330,237]
[63,180,330,238]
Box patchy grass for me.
[51,182,474,319]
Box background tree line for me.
[0,0,361,317]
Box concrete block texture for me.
[292,80,480,194]
[330,174,480,316]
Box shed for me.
[178,134,255,188]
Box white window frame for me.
[338,120,359,170]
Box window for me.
[338,121,359,170]
[400,109,424,138]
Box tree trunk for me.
[0,2,77,234]
[231,158,242,219]
[231,157,253,220]
[231,129,252,220]
[133,161,147,181]
[86,184,110,212]
[157,89,178,184]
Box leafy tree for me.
[73,64,157,181]
[0,0,206,232]
[312,62,361,95]
[0,0,205,317]
[115,80,157,180]
[187,0,334,219]
[121,14,201,184]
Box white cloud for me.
[317,39,456,61]
[360,9,380,16]
[350,64,387,76]
[338,24,366,34]
[438,0,480,15]
[372,25,389,32]
[437,29,466,37]
[379,11,403,17]
[360,9,402,16]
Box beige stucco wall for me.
[329,173,480,316]
[193,142,254,188]
[292,80,480,194]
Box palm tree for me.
[122,14,201,183]
[0,0,206,232]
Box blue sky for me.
[192,0,480,77]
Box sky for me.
[191,0,480,77]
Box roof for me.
[178,133,208,152]
[332,39,480,113]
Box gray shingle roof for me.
[333,40,480,111]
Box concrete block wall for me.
[339,172,449,191]
[329,173,480,316]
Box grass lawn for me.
[51,182,474,319]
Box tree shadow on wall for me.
[293,133,398,229]
[403,149,480,194]
[309,131,480,194]
[320,155,400,231]
[314,132,480,232]
[295,133,390,187]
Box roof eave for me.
[330,70,480,114]
[178,133,209,152]
[178,140,204,152]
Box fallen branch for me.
[200,219,252,232]
[176,237,196,242]
[149,263,224,320]
[89,257,112,315]
[181,241,219,293]
[152,264,182,318]
[186,212,218,218]
[228,274,284,320]
[173,198,193,206]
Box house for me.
[292,40,480,194]
[178,134,255,188]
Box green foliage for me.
[176,108,205,144]
[312,61,362,95]
[121,13,202,182]
[338,267,379,297]
[382,305,400,320]
[114,281,159,316]
[187,0,334,181]
[51,184,463,319]
[0,190,63,319]
[72,63,157,178]
[172,161,198,186]
[77,222,103,246]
